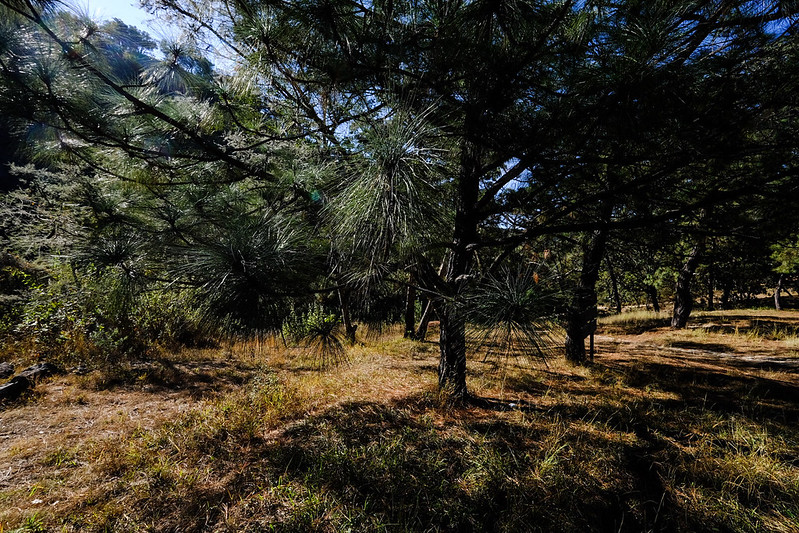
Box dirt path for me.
[597,334,799,370]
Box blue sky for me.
[72,0,162,34]
[72,0,230,68]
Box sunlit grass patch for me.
[598,309,671,333]
[663,414,799,532]
[745,320,799,342]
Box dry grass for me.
[1,312,798,532]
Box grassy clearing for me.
[601,309,799,360]
[598,309,673,334]
[600,308,799,337]
[1,314,799,532]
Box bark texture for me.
[436,133,481,401]
[671,244,703,329]
[437,304,468,399]
[565,227,609,365]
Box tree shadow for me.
[252,396,684,532]
[84,357,255,397]
[61,344,799,532]
[665,340,734,352]
[598,358,799,423]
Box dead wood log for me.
[0,363,61,402]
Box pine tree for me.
[3,0,798,399]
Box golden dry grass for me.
[0,311,798,532]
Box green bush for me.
[0,265,42,335]
[5,262,220,366]
[131,288,219,349]
[9,263,134,364]
[282,306,347,368]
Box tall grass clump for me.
[282,306,349,368]
[466,267,563,369]
[661,414,799,532]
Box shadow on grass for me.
[255,396,664,532]
[600,360,799,423]
[665,340,734,353]
[56,345,799,533]
[602,309,799,337]
[600,317,672,335]
[84,357,254,396]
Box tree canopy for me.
[1,0,798,401]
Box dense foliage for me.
[1,0,798,399]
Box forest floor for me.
[1,308,799,532]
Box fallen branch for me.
[0,363,61,403]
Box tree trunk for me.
[403,284,417,338]
[0,363,60,402]
[437,302,467,399]
[437,256,472,401]
[706,265,715,311]
[337,289,357,344]
[415,299,434,340]
[775,274,784,311]
[606,257,622,314]
[437,267,470,401]
[671,244,703,329]
[721,282,731,309]
[565,226,609,365]
[645,284,660,312]
[436,132,481,401]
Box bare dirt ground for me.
[598,309,799,381]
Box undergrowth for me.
[1,318,799,532]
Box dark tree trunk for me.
[565,226,609,365]
[775,274,784,311]
[671,244,703,329]
[437,302,467,399]
[0,362,14,379]
[415,299,434,340]
[606,257,622,314]
[337,289,357,344]
[437,254,471,400]
[403,284,417,338]
[436,133,481,401]
[721,282,731,309]
[645,284,660,313]
[0,363,60,402]
[707,265,715,311]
